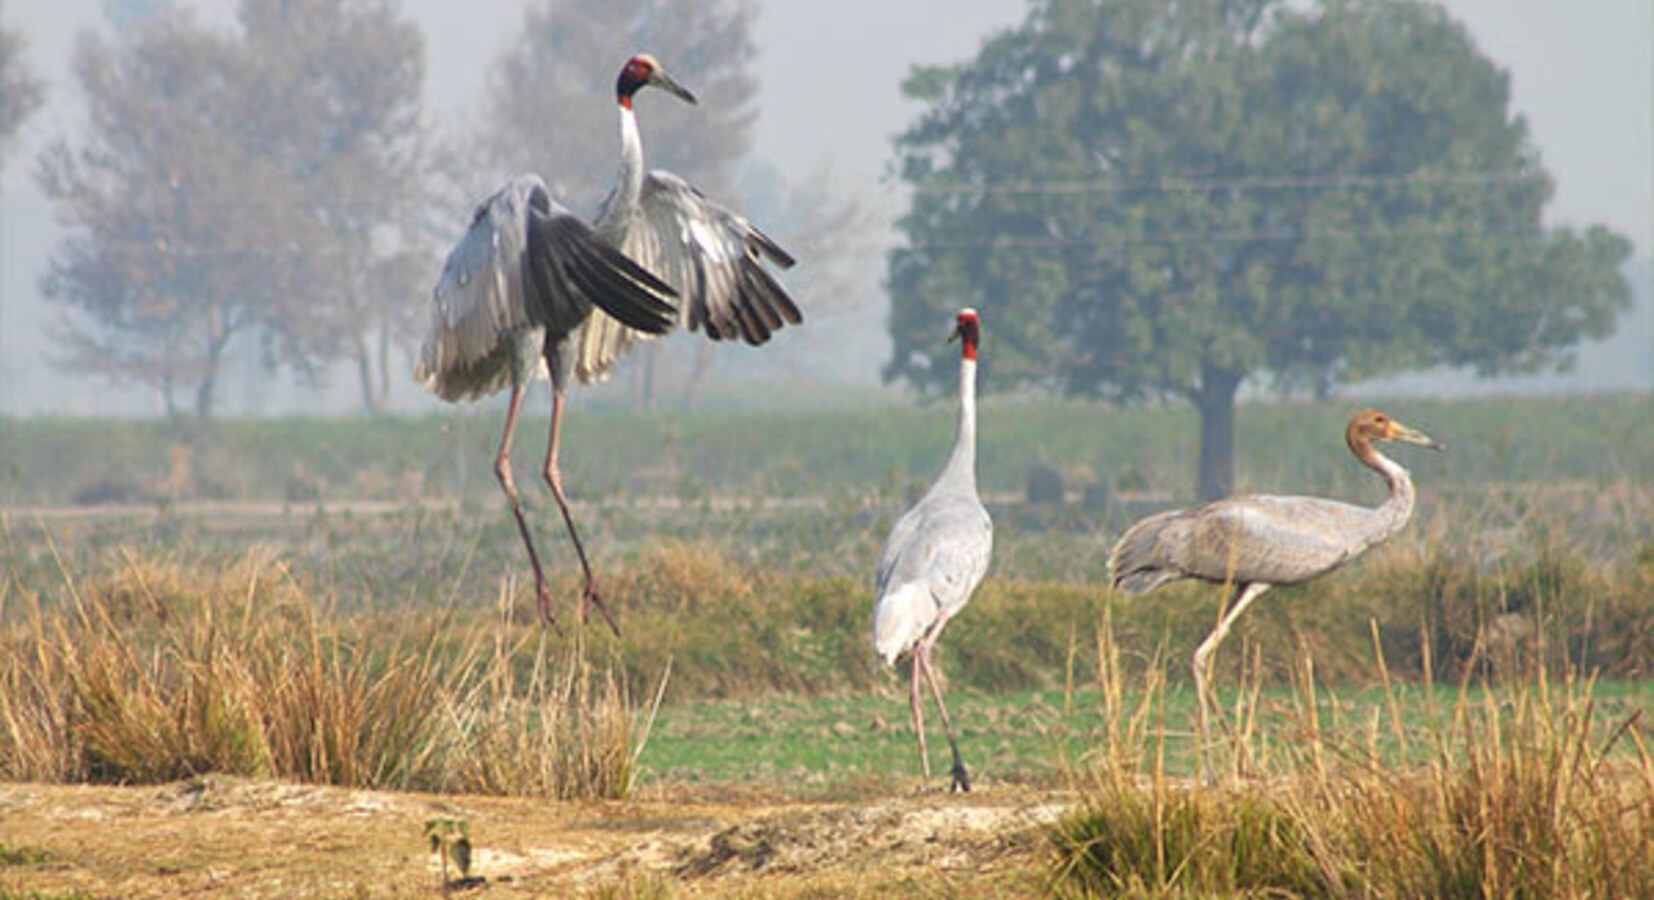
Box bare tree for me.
[0,24,45,166]
[38,15,280,419]
[236,0,431,412]
[37,1,432,419]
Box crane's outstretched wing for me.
[417,175,678,402]
[1109,494,1378,592]
[577,170,801,383]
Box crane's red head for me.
[616,54,697,110]
[949,308,981,361]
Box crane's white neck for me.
[1365,447,1416,547]
[616,105,645,211]
[939,356,978,488]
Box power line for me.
[905,170,1547,196]
[901,220,1539,252]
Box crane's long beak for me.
[651,70,697,105]
[1390,422,1445,451]
[947,322,963,344]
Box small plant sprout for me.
[423,817,472,889]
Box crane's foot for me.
[582,579,622,638]
[535,580,563,634]
[949,758,972,793]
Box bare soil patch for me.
[0,776,1063,897]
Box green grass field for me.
[4,393,1651,508]
[639,678,1654,794]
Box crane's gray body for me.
[1109,485,1414,596]
[873,358,992,666]
[1106,413,1434,779]
[416,174,676,401]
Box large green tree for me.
[889,0,1632,500]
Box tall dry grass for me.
[1050,619,1654,898]
[0,547,660,799]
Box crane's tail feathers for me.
[415,330,529,402]
[1107,508,1194,596]
[1112,568,1188,596]
[873,582,931,668]
[749,226,796,269]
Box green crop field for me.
[4,392,1651,509]
[639,680,1654,793]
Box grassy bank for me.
[5,393,1650,510]
[6,541,1654,793]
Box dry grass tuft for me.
[0,550,658,799]
[442,594,667,799]
[1051,618,1654,898]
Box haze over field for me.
[1,0,1649,417]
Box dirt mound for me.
[670,795,1065,880]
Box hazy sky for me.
[2,0,1649,415]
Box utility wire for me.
[904,169,1547,195]
[903,220,1539,252]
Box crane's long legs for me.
[905,609,968,792]
[1191,581,1271,781]
[543,388,621,637]
[494,385,559,631]
[917,649,971,792]
[910,653,931,780]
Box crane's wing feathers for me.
[576,171,801,383]
[418,175,680,401]
[1109,495,1378,592]
[524,204,678,335]
[416,178,540,402]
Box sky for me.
[1,0,1650,416]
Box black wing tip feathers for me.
[749,226,796,269]
[529,208,678,336]
[703,257,801,347]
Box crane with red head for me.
[418,54,803,633]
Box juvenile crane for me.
[873,309,992,792]
[1107,410,1442,773]
[418,54,802,632]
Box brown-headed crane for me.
[1108,409,1442,776]
[418,55,801,633]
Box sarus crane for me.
[1107,409,1442,775]
[873,309,993,792]
[418,54,802,633]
